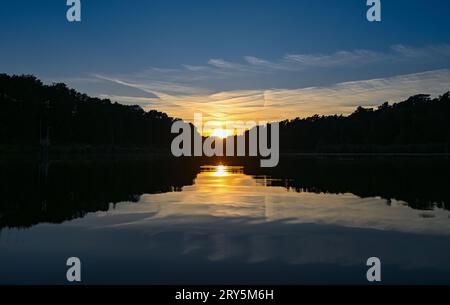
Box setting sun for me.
[211,128,232,139]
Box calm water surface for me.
[1,158,450,284]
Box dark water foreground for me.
[0,156,450,284]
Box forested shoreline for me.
[1,73,449,155]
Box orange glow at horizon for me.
[210,128,233,139]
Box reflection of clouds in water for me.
[176,220,450,268]
[2,163,450,284]
[65,165,450,269]
[77,215,450,269]
[102,166,450,236]
[2,216,450,284]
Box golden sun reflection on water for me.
[212,165,227,177]
[202,165,243,177]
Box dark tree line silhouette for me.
[1,73,449,153]
[0,74,178,151]
[0,158,200,229]
[277,92,450,153]
[244,157,450,211]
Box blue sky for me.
[1,0,450,122]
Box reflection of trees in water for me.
[0,158,200,229]
[1,157,450,230]
[244,157,450,211]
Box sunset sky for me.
[1,0,450,125]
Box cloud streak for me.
[75,44,450,124]
[96,69,450,123]
[220,44,450,72]
[88,44,450,94]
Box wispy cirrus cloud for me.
[207,59,244,70]
[283,49,383,67]
[93,69,450,123]
[88,44,450,93]
[242,44,450,71]
[93,74,209,96]
[390,44,450,59]
[66,43,450,123]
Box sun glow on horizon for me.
[210,128,233,139]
